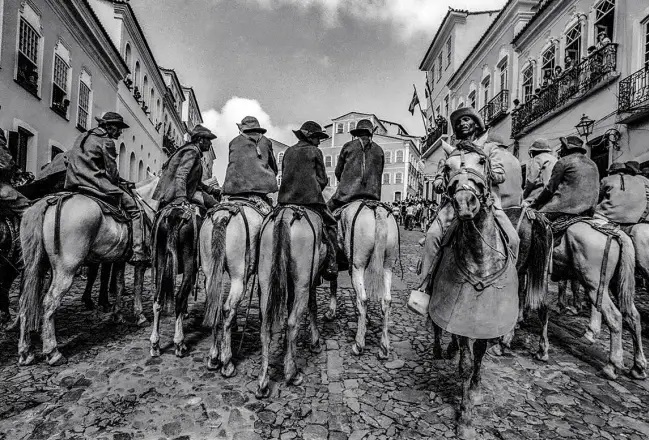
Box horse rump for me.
[365,207,388,301]
[202,213,230,328]
[265,211,291,330]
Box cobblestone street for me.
[2,227,649,440]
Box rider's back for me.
[278,140,327,206]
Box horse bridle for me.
[446,148,493,205]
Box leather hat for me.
[607,162,627,175]
[449,107,485,136]
[560,135,586,152]
[350,119,376,137]
[95,111,129,129]
[625,161,641,176]
[238,116,267,134]
[529,138,552,153]
[190,124,217,140]
[293,121,329,141]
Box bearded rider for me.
[417,107,519,290]
[64,112,148,264]
[152,124,221,210]
[0,130,31,218]
[278,121,338,280]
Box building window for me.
[468,91,476,109]
[645,19,649,70]
[395,173,403,184]
[277,152,284,166]
[142,75,149,106]
[129,152,136,181]
[349,121,356,131]
[17,12,41,96]
[138,160,144,182]
[446,38,452,68]
[395,150,404,163]
[8,127,32,171]
[457,101,465,109]
[385,151,392,164]
[325,155,332,167]
[77,71,92,131]
[498,58,508,92]
[394,191,402,202]
[336,123,344,134]
[522,66,534,102]
[124,43,131,67]
[437,53,443,81]
[444,95,449,116]
[541,45,556,84]
[565,23,582,64]
[382,173,390,184]
[51,52,70,118]
[594,0,615,40]
[481,76,491,107]
[134,61,141,90]
[436,105,442,117]
[51,145,63,161]
[327,175,332,186]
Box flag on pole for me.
[408,89,420,115]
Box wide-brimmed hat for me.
[560,135,586,152]
[238,116,267,134]
[190,124,217,140]
[529,138,552,153]
[95,111,129,129]
[293,121,329,141]
[608,162,627,175]
[350,119,376,137]
[625,161,641,176]
[449,107,485,136]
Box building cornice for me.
[182,86,202,122]
[513,0,578,49]
[159,67,185,102]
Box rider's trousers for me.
[417,200,520,290]
[120,192,147,263]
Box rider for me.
[0,130,31,218]
[417,107,519,289]
[278,121,338,280]
[327,119,384,211]
[488,134,523,209]
[596,162,649,225]
[64,112,147,264]
[523,138,558,205]
[222,116,278,207]
[529,136,599,222]
[152,124,220,209]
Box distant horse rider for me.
[0,130,31,219]
[64,112,147,264]
[595,162,649,226]
[221,116,278,210]
[523,138,558,205]
[278,121,338,280]
[417,107,519,289]
[152,124,221,210]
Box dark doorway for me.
[589,135,609,179]
[8,127,32,171]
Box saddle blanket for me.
[46,192,130,223]
[332,199,394,219]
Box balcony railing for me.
[163,134,177,156]
[479,90,509,127]
[423,117,448,151]
[512,43,618,137]
[618,67,649,114]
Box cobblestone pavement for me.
[2,227,649,440]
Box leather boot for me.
[322,230,339,281]
[129,213,149,265]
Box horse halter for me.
[446,148,493,205]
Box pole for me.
[413,84,428,133]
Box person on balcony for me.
[596,31,612,50]
[523,138,558,205]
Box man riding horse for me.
[487,134,522,209]
[64,112,147,264]
[418,107,519,289]
[279,121,338,280]
[523,139,557,205]
[221,116,278,209]
[596,162,649,226]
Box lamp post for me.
[575,113,595,143]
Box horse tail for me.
[615,231,636,315]
[202,213,230,328]
[266,211,291,329]
[525,211,553,311]
[366,206,388,301]
[19,200,49,332]
[155,216,180,312]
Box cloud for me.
[240,0,507,39]
[202,97,298,181]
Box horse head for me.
[445,148,492,221]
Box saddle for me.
[222,194,272,217]
[332,199,393,220]
[45,191,130,223]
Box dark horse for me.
[149,203,200,358]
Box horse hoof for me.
[581,331,597,345]
[535,351,549,363]
[83,298,95,311]
[47,350,67,366]
[628,366,647,381]
[205,356,221,371]
[323,310,335,322]
[136,314,148,326]
[99,303,112,314]
[175,343,188,358]
[221,363,237,378]
[288,371,304,386]
[18,352,35,366]
[255,385,270,400]
[351,343,363,356]
[456,424,477,440]
[150,343,161,358]
[378,345,389,360]
[602,364,618,380]
[310,340,323,354]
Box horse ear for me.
[441,139,454,156]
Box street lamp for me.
[575,114,595,142]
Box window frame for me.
[437,53,443,81]
[16,10,42,97]
[643,16,649,70]
[385,150,392,164]
[481,75,491,107]
[336,123,344,134]
[382,172,390,185]
[446,37,452,68]
[51,51,70,119]
[395,172,403,185]
[395,150,404,163]
[565,23,583,63]
[521,65,534,102]
[468,91,476,109]
[594,0,615,41]
[77,72,92,131]
[541,45,556,80]
[498,57,508,92]
[325,155,333,167]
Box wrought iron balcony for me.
[479,90,509,127]
[618,67,649,117]
[422,117,448,151]
[162,134,177,156]
[512,43,618,137]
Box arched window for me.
[325,155,332,167]
[468,90,477,108]
[150,88,155,117]
[521,65,534,102]
[146,166,151,176]
[118,143,127,175]
[77,69,92,130]
[395,150,404,163]
[142,76,148,105]
[457,101,465,109]
[565,23,582,64]
[129,152,136,181]
[395,172,403,184]
[16,3,43,96]
[498,57,509,92]
[156,99,161,122]
[385,151,392,164]
[277,152,284,166]
[541,45,556,82]
[382,173,390,184]
[134,61,141,89]
[51,145,63,161]
[124,43,131,67]
[594,0,615,40]
[138,160,144,181]
[481,75,491,107]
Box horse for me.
[149,200,201,358]
[256,205,326,399]
[323,200,399,359]
[427,148,520,439]
[199,199,265,377]
[0,215,21,325]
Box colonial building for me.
[0,0,127,175]
[319,112,423,202]
[182,85,215,179]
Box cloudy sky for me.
[131,0,506,179]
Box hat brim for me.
[242,127,267,134]
[350,128,373,137]
[95,116,129,129]
[293,130,329,141]
[199,133,217,140]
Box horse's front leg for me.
[149,298,162,357]
[456,337,478,440]
[583,305,602,344]
[173,270,194,358]
[111,263,126,323]
[220,276,244,378]
[535,304,550,362]
[432,322,444,360]
[42,272,75,366]
[133,266,147,325]
[324,276,338,321]
[350,267,368,356]
[82,263,100,310]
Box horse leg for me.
[173,269,193,358]
[350,267,368,356]
[82,263,99,310]
[447,334,460,360]
[206,324,222,370]
[42,271,75,366]
[285,286,308,386]
[220,276,244,378]
[0,267,18,324]
[256,299,272,399]
[133,266,147,325]
[468,339,488,406]
[456,336,477,440]
[100,263,113,312]
[535,304,550,362]
[590,289,625,379]
[308,285,322,353]
[583,305,602,344]
[324,276,337,321]
[111,263,127,323]
[432,322,444,360]
[622,302,647,380]
[378,268,392,360]
[149,300,162,357]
